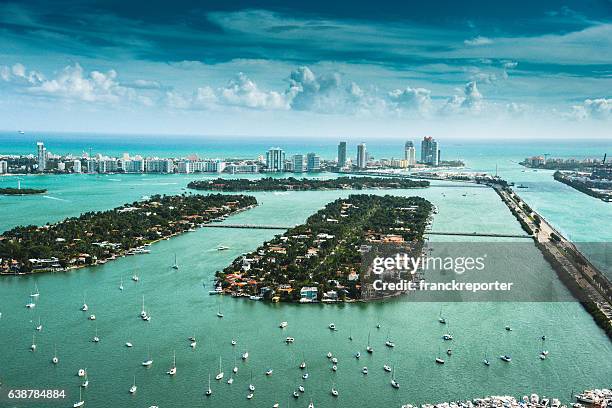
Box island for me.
[0,193,257,274]
[0,187,47,195]
[554,171,612,202]
[216,194,432,302]
[187,176,429,191]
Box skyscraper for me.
[306,153,320,172]
[36,141,47,172]
[292,154,306,173]
[337,141,347,167]
[404,141,416,166]
[420,136,440,166]
[357,143,367,169]
[266,147,285,172]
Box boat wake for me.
[43,195,69,202]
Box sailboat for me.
[119,276,124,291]
[142,347,153,366]
[140,296,150,321]
[442,321,453,341]
[331,381,339,396]
[215,357,224,380]
[129,375,137,393]
[539,337,549,359]
[232,354,239,374]
[366,331,373,353]
[31,283,40,298]
[308,400,314,408]
[92,326,100,343]
[81,372,89,388]
[435,347,445,364]
[36,316,42,331]
[132,272,139,282]
[385,330,395,347]
[205,373,212,396]
[248,370,255,391]
[52,345,59,364]
[242,349,249,360]
[483,349,490,366]
[73,387,84,407]
[81,294,88,312]
[438,308,446,324]
[190,335,197,348]
[30,334,36,351]
[348,328,353,341]
[391,366,400,388]
[299,352,306,369]
[171,254,178,270]
[216,304,224,318]
[167,350,177,375]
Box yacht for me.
[385,340,395,348]
[231,339,236,346]
[25,301,36,308]
[78,369,86,377]
[215,357,224,380]
[129,376,137,394]
[298,385,305,393]
[500,355,512,362]
[89,314,96,321]
[383,364,391,372]
[279,321,288,328]
[355,352,361,359]
[217,246,230,251]
[227,375,234,384]
[247,393,254,400]
[331,386,339,397]
[446,349,452,356]
[167,350,177,375]
[328,323,336,330]
[132,273,139,282]
[362,366,368,374]
[326,352,332,359]
[205,373,212,396]
[81,373,89,388]
[302,373,309,380]
[293,391,299,398]
[126,341,133,348]
[266,368,273,376]
[285,337,295,343]
[73,388,85,407]
[505,325,512,331]
[331,357,338,364]
[242,350,249,360]
[331,365,337,371]
[435,357,445,364]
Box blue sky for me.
[0,0,611,138]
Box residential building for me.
[337,141,347,167]
[404,141,416,166]
[300,286,318,302]
[177,160,192,174]
[421,136,440,165]
[306,152,320,172]
[266,147,285,172]
[0,161,7,174]
[36,141,46,172]
[72,160,82,173]
[225,163,259,173]
[292,154,306,173]
[357,143,367,169]
[145,159,174,173]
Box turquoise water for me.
[0,137,611,408]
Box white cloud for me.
[387,86,432,114]
[464,36,493,46]
[440,81,484,115]
[569,98,612,120]
[219,72,288,110]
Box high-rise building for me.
[420,136,440,166]
[337,142,347,167]
[0,161,8,174]
[72,160,82,173]
[177,161,192,174]
[36,142,46,172]
[306,153,320,172]
[266,147,285,172]
[356,143,367,169]
[292,154,306,173]
[404,141,416,166]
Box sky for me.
[0,0,611,139]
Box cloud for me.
[0,63,44,84]
[464,36,493,46]
[440,81,484,115]
[387,86,432,114]
[569,98,612,120]
[219,72,288,110]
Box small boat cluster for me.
[401,390,612,408]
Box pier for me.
[202,224,531,238]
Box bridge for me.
[201,224,532,238]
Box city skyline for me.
[0,1,611,138]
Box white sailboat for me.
[73,387,84,407]
[81,294,88,311]
[385,330,395,347]
[36,316,42,331]
[233,354,238,374]
[483,349,490,366]
[129,375,137,393]
[216,304,224,318]
[81,372,89,388]
[299,352,306,369]
[119,276,124,291]
[171,254,178,270]
[132,273,139,282]
[142,347,153,366]
[205,373,212,396]
[215,357,224,380]
[438,308,446,324]
[331,383,339,397]
[92,326,100,343]
[248,370,255,391]
[435,347,445,364]
[166,350,177,375]
[242,349,249,360]
[30,333,36,351]
[366,331,373,353]
[391,366,400,389]
[31,283,40,298]
[52,345,59,364]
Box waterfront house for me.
[300,286,318,302]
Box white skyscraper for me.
[72,160,82,173]
[357,143,367,169]
[292,154,306,173]
[404,141,416,166]
[36,142,47,172]
[266,147,285,172]
[0,160,8,174]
